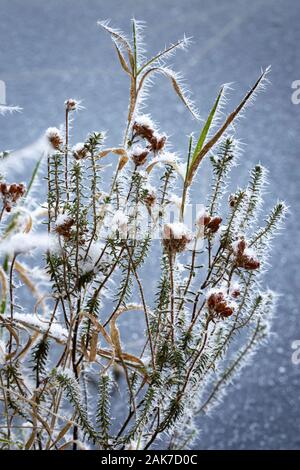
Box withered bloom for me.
[65,98,83,112]
[55,215,75,240]
[132,118,166,154]
[232,237,260,270]
[197,211,222,234]
[0,181,26,212]
[231,288,241,298]
[144,189,156,208]
[148,133,166,153]
[72,143,88,160]
[130,146,149,166]
[207,291,234,319]
[206,216,222,233]
[46,127,63,151]
[238,256,260,270]
[132,121,154,141]
[163,223,192,253]
[229,194,238,207]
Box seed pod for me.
[9,183,17,194]
[233,238,260,271]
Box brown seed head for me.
[207,291,234,319]
[206,216,222,233]
[132,122,154,141]
[144,191,156,207]
[163,223,192,253]
[131,148,149,166]
[149,134,166,153]
[65,99,77,112]
[46,128,63,151]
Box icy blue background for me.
[0,0,299,449]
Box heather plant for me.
[0,20,287,450]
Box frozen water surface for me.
[0,0,299,450]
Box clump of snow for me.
[130,144,148,157]
[243,247,258,259]
[79,241,105,274]
[55,213,73,227]
[177,162,187,179]
[0,233,55,255]
[136,169,148,179]
[72,142,85,153]
[160,151,178,163]
[164,222,191,239]
[134,114,155,129]
[45,127,62,141]
[148,152,179,169]
[5,312,68,341]
[111,210,128,235]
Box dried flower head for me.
[163,222,192,253]
[196,209,211,227]
[197,210,222,234]
[232,237,260,270]
[111,210,128,237]
[144,185,156,207]
[133,115,155,141]
[206,216,222,233]
[65,98,82,112]
[45,127,63,151]
[148,132,167,153]
[133,121,154,141]
[207,290,234,319]
[229,193,239,207]
[0,181,26,212]
[130,145,149,166]
[72,142,88,160]
[55,214,75,240]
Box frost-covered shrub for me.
[0,20,287,450]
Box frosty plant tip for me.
[0,19,287,451]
